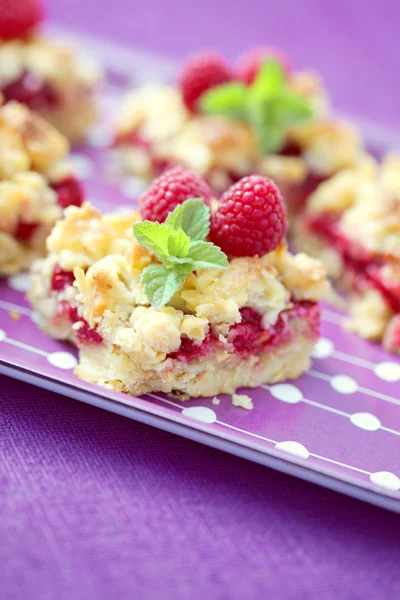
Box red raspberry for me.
[52,177,84,210]
[235,47,291,85]
[51,265,75,292]
[14,220,38,241]
[0,0,44,41]
[178,51,233,112]
[211,175,287,257]
[139,166,212,223]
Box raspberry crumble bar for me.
[294,154,400,354]
[112,48,365,217]
[0,99,84,275]
[0,0,100,141]
[29,169,331,398]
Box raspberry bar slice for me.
[29,172,331,399]
[0,100,84,275]
[294,154,400,354]
[0,0,100,141]
[112,49,365,218]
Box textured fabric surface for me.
[2,1,400,598]
[1,375,400,600]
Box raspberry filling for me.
[2,71,59,112]
[51,265,75,292]
[169,303,319,364]
[51,177,84,210]
[168,332,222,364]
[55,300,103,346]
[306,212,400,313]
[50,265,102,346]
[12,177,83,243]
[14,219,39,241]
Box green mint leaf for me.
[188,240,229,270]
[246,98,286,153]
[133,221,175,262]
[273,90,314,125]
[199,82,248,120]
[167,228,190,258]
[251,59,285,100]
[141,263,187,308]
[165,255,194,276]
[166,198,210,241]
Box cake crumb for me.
[212,396,220,405]
[9,310,21,321]
[232,393,254,410]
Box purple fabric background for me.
[2,1,400,598]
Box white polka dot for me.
[370,471,400,491]
[269,383,303,404]
[374,362,400,383]
[0,329,6,342]
[311,338,334,359]
[120,177,148,199]
[181,406,217,424]
[350,412,381,431]
[87,124,113,149]
[275,441,310,459]
[47,351,77,370]
[70,154,93,179]
[331,374,359,394]
[8,272,30,292]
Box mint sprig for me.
[199,59,314,154]
[133,199,229,308]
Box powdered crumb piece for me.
[9,310,21,321]
[232,393,254,410]
[212,396,220,405]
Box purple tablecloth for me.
[2,2,400,598]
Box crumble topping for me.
[47,202,141,270]
[289,119,364,176]
[0,100,84,275]
[344,289,393,341]
[0,38,100,89]
[307,155,400,258]
[232,393,254,410]
[0,101,69,172]
[306,156,377,214]
[0,172,59,232]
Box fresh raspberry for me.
[178,51,233,112]
[139,166,212,223]
[52,177,84,210]
[0,0,44,41]
[235,47,291,85]
[211,175,287,257]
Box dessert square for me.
[29,170,331,399]
[111,48,365,217]
[0,0,100,141]
[0,100,84,275]
[293,154,400,354]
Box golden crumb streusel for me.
[29,202,331,397]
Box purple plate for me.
[1,28,400,512]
